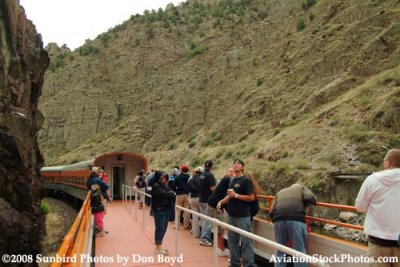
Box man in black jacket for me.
[199,160,216,246]
[187,166,203,237]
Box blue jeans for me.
[228,216,256,267]
[200,202,212,242]
[274,220,308,267]
[153,209,171,245]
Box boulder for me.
[339,211,358,222]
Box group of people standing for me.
[148,148,400,267]
[147,159,261,267]
[85,148,400,267]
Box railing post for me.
[212,221,218,267]
[142,190,146,211]
[175,206,179,263]
[129,187,132,212]
[122,185,125,204]
[142,192,146,230]
[134,189,138,221]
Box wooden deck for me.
[95,201,230,267]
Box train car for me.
[42,152,148,200]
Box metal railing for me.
[257,195,364,231]
[122,184,151,229]
[50,192,94,267]
[123,185,329,267]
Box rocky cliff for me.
[39,0,400,202]
[0,0,49,259]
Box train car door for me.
[112,165,125,199]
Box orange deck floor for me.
[95,200,230,267]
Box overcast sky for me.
[19,0,184,50]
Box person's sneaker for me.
[96,231,106,237]
[155,248,169,256]
[217,248,230,257]
[199,240,213,246]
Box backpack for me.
[91,186,104,213]
[135,175,146,188]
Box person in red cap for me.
[171,164,191,229]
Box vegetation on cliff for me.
[39,0,400,203]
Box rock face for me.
[0,0,49,260]
[38,0,400,175]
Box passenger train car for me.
[41,152,148,200]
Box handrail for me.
[127,188,328,267]
[50,192,93,267]
[257,195,364,231]
[176,205,328,267]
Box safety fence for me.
[122,185,329,267]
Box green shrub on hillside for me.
[348,130,371,143]
[145,26,154,39]
[256,78,265,86]
[201,139,212,147]
[40,202,50,215]
[109,21,128,33]
[185,46,208,60]
[388,136,400,148]
[78,45,99,56]
[49,52,69,71]
[297,18,305,31]
[302,0,316,11]
[168,142,177,150]
[258,11,268,20]
[188,141,196,148]
[98,33,111,47]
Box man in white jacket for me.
[355,149,400,267]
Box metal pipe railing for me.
[176,205,329,267]
[257,195,364,231]
[126,189,329,267]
